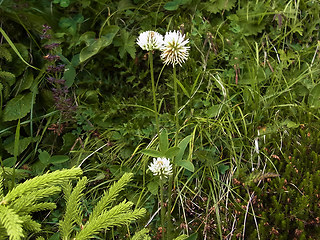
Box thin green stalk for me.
[11,119,21,190]
[173,67,179,145]
[166,66,179,239]
[160,179,165,240]
[149,51,160,136]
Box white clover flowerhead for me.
[136,31,164,51]
[160,30,190,67]
[148,157,173,179]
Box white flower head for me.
[148,157,173,178]
[136,31,164,51]
[160,30,190,67]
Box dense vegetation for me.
[1,0,320,239]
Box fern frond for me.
[59,177,87,240]
[131,228,151,240]
[0,46,12,62]
[0,226,7,240]
[20,215,41,232]
[0,205,24,240]
[76,200,146,240]
[10,186,60,214]
[27,202,57,213]
[1,168,82,205]
[89,172,133,222]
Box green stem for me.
[160,179,165,240]
[166,66,179,239]
[149,51,160,136]
[173,67,179,145]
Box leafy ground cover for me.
[1,0,320,239]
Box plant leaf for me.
[50,155,70,165]
[176,160,194,172]
[79,26,119,63]
[140,149,163,158]
[159,129,169,154]
[165,147,180,159]
[3,92,34,121]
[176,135,192,162]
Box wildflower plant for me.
[136,31,164,136]
[137,31,164,51]
[148,157,173,179]
[160,31,190,67]
[148,157,173,240]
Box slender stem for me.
[173,67,179,145]
[149,51,160,136]
[166,66,179,239]
[160,179,165,240]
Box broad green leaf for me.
[64,64,76,87]
[294,84,309,97]
[165,147,180,159]
[79,31,96,46]
[4,137,35,155]
[176,160,194,172]
[38,150,50,165]
[147,181,159,195]
[19,72,34,91]
[159,129,169,154]
[218,164,229,175]
[164,0,181,10]
[141,149,163,158]
[282,119,299,128]
[3,157,16,167]
[3,92,34,121]
[206,105,222,118]
[0,71,15,86]
[186,233,198,240]
[50,155,70,165]
[308,84,320,108]
[79,26,119,63]
[176,135,192,162]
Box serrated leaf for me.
[176,160,194,172]
[113,29,136,59]
[3,92,34,121]
[141,149,163,158]
[3,157,16,167]
[4,137,36,156]
[201,0,236,13]
[0,70,16,86]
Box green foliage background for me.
[1,0,320,239]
